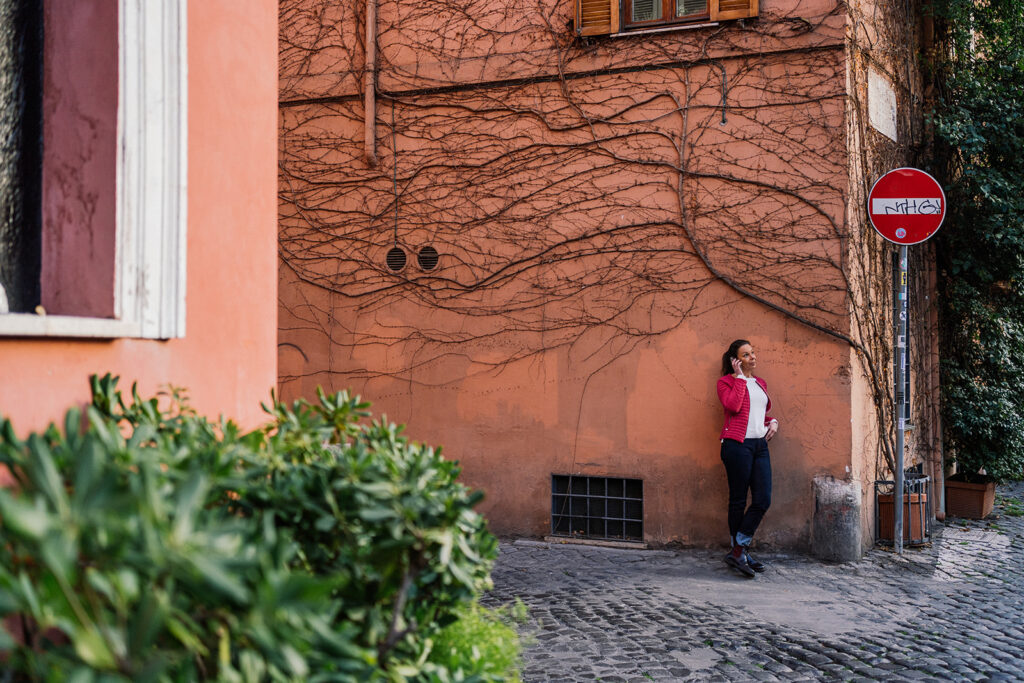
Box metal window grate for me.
[385,246,407,272]
[551,474,643,542]
[417,245,439,271]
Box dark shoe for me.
[744,551,766,573]
[724,553,756,578]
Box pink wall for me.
[0,1,279,433]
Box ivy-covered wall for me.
[933,0,1024,482]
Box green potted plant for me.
[941,373,1023,518]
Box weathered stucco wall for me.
[279,0,871,549]
[0,0,279,432]
[843,0,939,548]
[282,279,852,547]
[280,0,846,98]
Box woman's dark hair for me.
[721,339,751,376]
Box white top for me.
[743,376,769,439]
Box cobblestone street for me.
[485,483,1024,682]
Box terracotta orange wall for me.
[0,1,279,433]
[279,0,856,548]
[281,0,847,100]
[280,275,852,548]
[842,0,935,550]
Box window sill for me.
[0,313,142,339]
[611,21,718,37]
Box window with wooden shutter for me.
[576,0,618,36]
[576,0,755,35]
[710,0,757,21]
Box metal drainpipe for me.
[933,291,946,519]
[364,0,378,167]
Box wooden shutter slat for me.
[710,0,757,21]
[576,0,619,36]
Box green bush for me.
[426,600,526,683]
[0,375,514,681]
[932,0,1024,481]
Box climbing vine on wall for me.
[279,0,932,478]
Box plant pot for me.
[945,478,996,519]
[877,492,928,542]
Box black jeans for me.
[720,437,772,546]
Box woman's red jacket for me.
[717,374,776,442]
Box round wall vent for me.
[386,246,407,272]
[417,246,439,271]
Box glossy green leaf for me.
[26,434,69,518]
[72,626,117,669]
[0,491,52,540]
[171,472,209,543]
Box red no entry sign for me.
[867,168,946,245]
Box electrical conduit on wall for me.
[364,0,377,167]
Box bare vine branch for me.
[279,0,932,481]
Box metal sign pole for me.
[894,245,908,554]
[868,169,944,554]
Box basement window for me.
[551,474,643,542]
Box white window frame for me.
[0,0,187,339]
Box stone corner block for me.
[811,476,863,562]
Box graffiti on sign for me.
[872,198,943,215]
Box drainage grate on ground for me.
[551,474,643,542]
